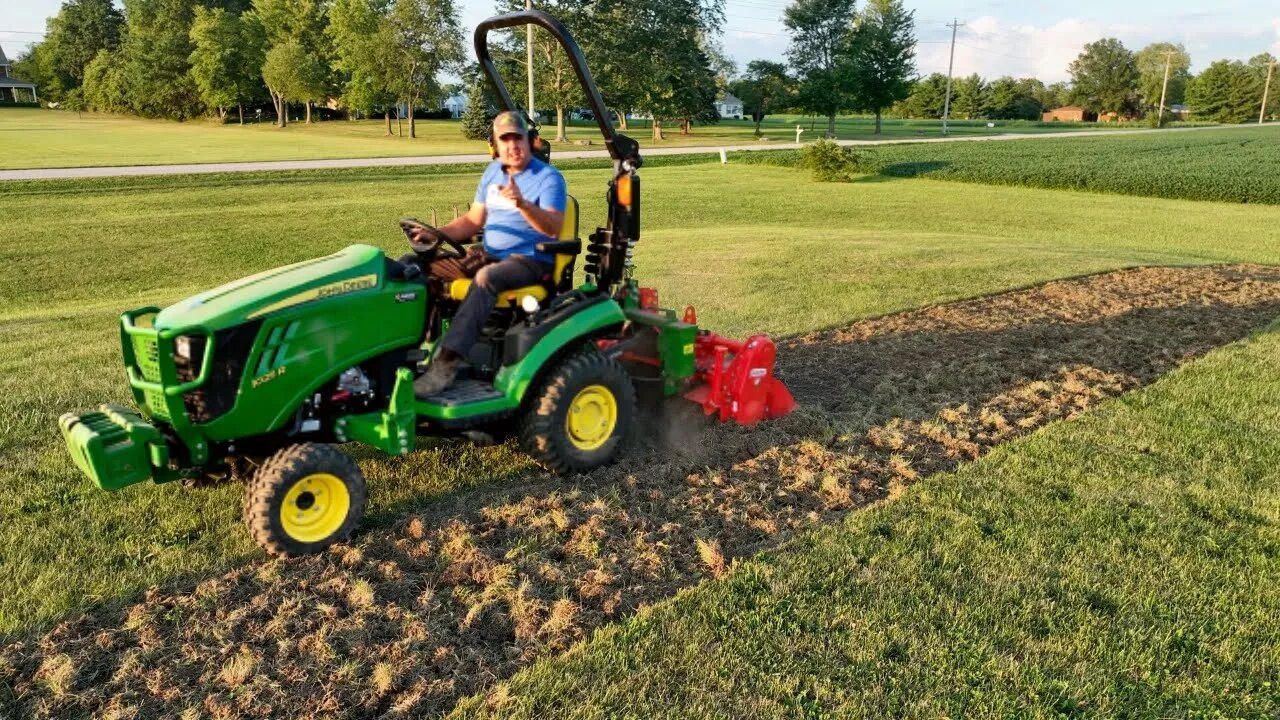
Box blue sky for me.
[3,0,1277,83]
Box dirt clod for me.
[4,265,1280,719]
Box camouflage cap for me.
[492,111,529,138]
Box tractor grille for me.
[180,321,262,424]
[130,335,170,421]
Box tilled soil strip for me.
[4,265,1280,719]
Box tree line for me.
[13,0,734,141]
[889,39,1277,124]
[15,0,1274,139]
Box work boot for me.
[414,352,461,398]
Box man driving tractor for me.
[410,111,567,398]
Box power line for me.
[953,41,1035,61]
[725,26,787,37]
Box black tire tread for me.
[520,350,636,475]
[243,443,367,557]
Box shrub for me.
[801,139,860,182]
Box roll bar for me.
[474,10,642,172]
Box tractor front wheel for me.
[521,351,636,474]
[244,443,367,557]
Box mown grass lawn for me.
[454,317,1280,719]
[0,107,1150,170]
[2,160,1279,640]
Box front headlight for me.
[175,336,193,360]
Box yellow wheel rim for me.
[280,472,351,544]
[565,384,618,451]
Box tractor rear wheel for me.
[244,443,367,557]
[521,351,636,474]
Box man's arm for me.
[515,199,564,239]
[434,202,486,243]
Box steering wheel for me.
[399,218,467,258]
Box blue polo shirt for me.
[475,157,567,266]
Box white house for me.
[715,93,743,120]
[0,45,38,104]
[443,93,467,118]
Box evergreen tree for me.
[1187,60,1255,123]
[952,73,988,119]
[460,75,493,140]
[900,72,948,118]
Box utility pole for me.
[941,18,964,136]
[1157,50,1175,125]
[526,0,535,117]
[1262,60,1276,125]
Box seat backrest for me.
[552,195,579,291]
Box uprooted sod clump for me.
[4,265,1280,719]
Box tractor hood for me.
[154,244,388,331]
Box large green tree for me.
[329,0,401,134]
[729,60,793,134]
[118,0,205,119]
[1068,38,1139,115]
[261,39,326,127]
[784,0,857,137]
[1134,42,1191,112]
[46,0,125,92]
[189,7,265,123]
[387,0,464,138]
[845,0,914,134]
[253,0,331,124]
[82,48,130,112]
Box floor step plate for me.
[423,379,505,407]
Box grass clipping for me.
[4,265,1280,718]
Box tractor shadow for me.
[6,264,1280,719]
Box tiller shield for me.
[683,331,796,425]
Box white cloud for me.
[916,16,1113,83]
[1272,17,1280,55]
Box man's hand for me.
[498,172,526,210]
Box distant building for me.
[1169,104,1191,119]
[715,93,743,120]
[0,45,38,103]
[1041,106,1090,122]
[442,93,467,118]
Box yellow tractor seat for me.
[448,195,580,308]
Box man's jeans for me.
[440,255,550,357]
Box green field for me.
[0,107,1154,170]
[744,125,1280,205]
[2,128,1280,716]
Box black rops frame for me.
[473,9,642,174]
[474,9,642,292]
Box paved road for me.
[0,123,1258,182]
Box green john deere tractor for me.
[59,10,795,557]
